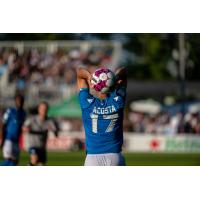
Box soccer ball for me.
[91,68,115,93]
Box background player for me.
[0,94,26,166]
[76,67,127,166]
[23,101,59,166]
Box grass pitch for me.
[1,151,200,166]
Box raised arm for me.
[115,67,127,88]
[76,68,92,90]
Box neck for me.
[97,92,107,99]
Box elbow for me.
[76,68,81,75]
[76,68,84,77]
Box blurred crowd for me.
[127,111,200,134]
[0,46,113,90]
[1,45,200,135]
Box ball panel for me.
[99,73,108,81]
[91,79,96,85]
[106,79,114,87]
[101,87,109,93]
[92,74,100,82]
[107,71,114,79]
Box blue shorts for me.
[29,147,47,164]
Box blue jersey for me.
[79,87,126,154]
[2,108,26,143]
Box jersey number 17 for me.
[90,113,119,133]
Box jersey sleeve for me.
[78,88,95,110]
[2,108,11,124]
[112,86,126,109]
[47,119,59,133]
[23,117,32,127]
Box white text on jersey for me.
[93,105,116,115]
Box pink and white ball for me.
[91,68,115,93]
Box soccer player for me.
[76,67,127,166]
[0,94,26,166]
[23,101,58,166]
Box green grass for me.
[1,151,200,166]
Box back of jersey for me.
[79,87,126,154]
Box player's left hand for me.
[87,75,93,89]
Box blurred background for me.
[1,33,200,165]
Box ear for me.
[117,80,123,84]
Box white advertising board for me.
[124,133,200,153]
[21,132,200,153]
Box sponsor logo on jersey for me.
[114,96,119,101]
[92,105,116,115]
[87,98,93,103]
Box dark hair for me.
[14,93,24,103]
[38,101,49,109]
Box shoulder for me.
[79,88,90,94]
[115,86,126,97]
[4,108,14,117]
[2,108,15,123]
[109,86,126,108]
[78,88,96,109]
[8,107,15,113]
[46,117,54,122]
[110,86,126,99]
[79,88,94,100]
[2,108,11,121]
[5,108,12,114]
[26,115,36,123]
